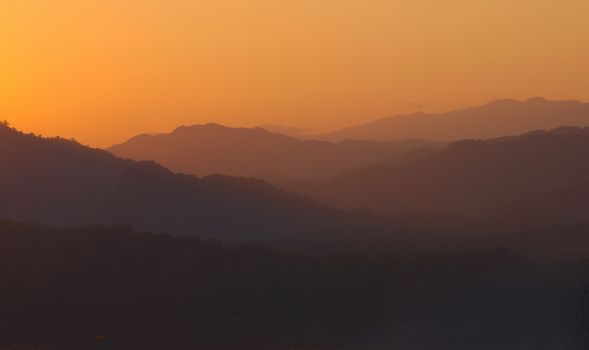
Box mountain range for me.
[0,123,394,244]
[3,98,589,243]
[4,103,589,349]
[108,123,441,182]
[313,97,589,141]
[285,127,589,229]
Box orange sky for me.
[1,0,588,147]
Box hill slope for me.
[315,97,589,141]
[108,123,442,182]
[1,219,585,349]
[286,127,589,228]
[0,124,390,242]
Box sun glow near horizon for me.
[1,0,588,147]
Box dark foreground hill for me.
[0,220,386,350]
[315,97,589,141]
[1,220,587,350]
[0,123,392,243]
[286,127,589,229]
[108,123,441,182]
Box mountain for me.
[314,97,589,141]
[0,123,393,243]
[285,127,589,229]
[257,124,310,138]
[108,123,443,183]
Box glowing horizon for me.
[1,0,589,147]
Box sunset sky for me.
[1,0,588,147]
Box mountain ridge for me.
[284,126,589,229]
[0,123,394,243]
[108,123,442,182]
[312,97,589,141]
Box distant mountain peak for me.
[173,123,227,132]
[108,123,443,182]
[313,97,589,142]
[258,124,311,138]
[526,96,548,104]
[486,98,520,106]
[171,123,276,135]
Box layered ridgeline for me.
[0,123,394,243]
[108,123,442,182]
[314,97,589,141]
[286,127,589,229]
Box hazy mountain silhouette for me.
[314,97,589,141]
[108,123,442,183]
[0,123,395,242]
[257,124,310,138]
[286,127,589,229]
[4,124,589,350]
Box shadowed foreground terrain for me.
[1,220,588,350]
